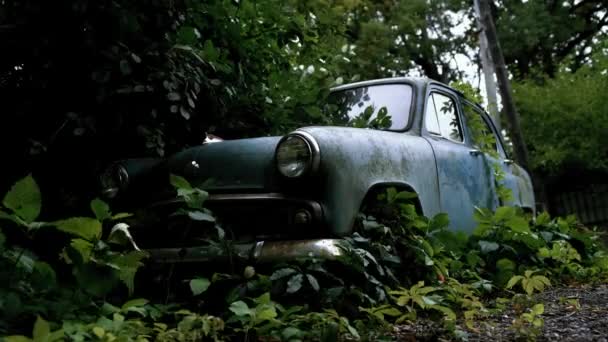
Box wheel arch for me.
[360,181,424,215]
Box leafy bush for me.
[1,176,607,341]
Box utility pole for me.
[473,0,500,132]
[477,0,529,170]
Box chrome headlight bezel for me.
[275,131,320,178]
[99,163,129,198]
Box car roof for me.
[329,76,465,97]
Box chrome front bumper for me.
[146,239,344,263]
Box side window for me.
[462,102,502,157]
[424,96,440,134]
[425,92,463,142]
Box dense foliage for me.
[1,175,607,341]
[514,44,608,176]
[2,0,606,207]
[1,1,608,338]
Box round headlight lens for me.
[100,164,129,198]
[276,135,312,177]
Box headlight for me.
[275,132,320,178]
[100,163,129,198]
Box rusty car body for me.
[99,77,535,263]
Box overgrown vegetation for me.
[1,3,607,339]
[2,0,606,211]
[1,175,607,341]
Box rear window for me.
[324,84,413,130]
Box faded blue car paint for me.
[113,77,535,243]
[296,126,441,236]
[169,136,282,191]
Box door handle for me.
[469,149,481,156]
[503,159,514,165]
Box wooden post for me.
[473,0,500,132]
[477,0,530,170]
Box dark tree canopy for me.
[496,0,608,78]
[1,0,607,211]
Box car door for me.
[423,89,496,232]
[460,100,521,207]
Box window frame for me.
[329,79,418,132]
[461,99,509,159]
[423,91,465,144]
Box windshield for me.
[324,83,413,130]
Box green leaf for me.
[494,206,515,221]
[101,302,120,315]
[496,258,516,271]
[203,40,219,61]
[52,218,101,241]
[3,336,31,342]
[429,213,449,231]
[506,275,523,289]
[170,174,192,190]
[229,301,251,317]
[282,327,303,340]
[256,306,277,322]
[478,240,500,253]
[531,303,544,315]
[187,211,215,222]
[32,261,57,288]
[32,316,50,342]
[177,26,198,45]
[110,250,148,294]
[538,247,551,258]
[92,327,105,338]
[3,174,41,223]
[306,274,320,291]
[0,210,26,226]
[48,329,63,342]
[189,278,211,296]
[286,274,304,294]
[121,298,149,311]
[424,254,434,266]
[394,191,418,201]
[431,305,457,320]
[506,216,530,233]
[177,188,208,209]
[376,306,402,318]
[91,198,111,221]
[344,320,360,339]
[111,212,133,220]
[270,268,297,281]
[70,238,94,263]
[254,292,272,305]
[535,212,551,226]
[536,275,551,287]
[421,239,434,257]
[6,248,36,272]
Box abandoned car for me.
[99,77,535,263]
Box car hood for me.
[166,136,282,191]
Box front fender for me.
[299,126,441,236]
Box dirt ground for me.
[392,283,608,341]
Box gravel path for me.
[392,284,608,341]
